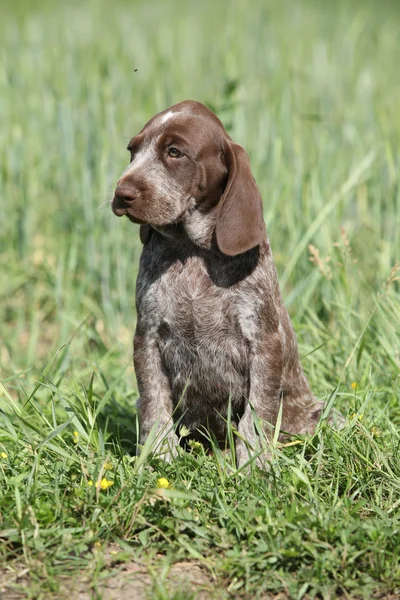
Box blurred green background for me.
[1,0,399,400]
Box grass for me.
[1,0,400,598]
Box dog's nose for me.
[115,185,137,205]
[112,186,137,216]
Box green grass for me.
[1,0,400,598]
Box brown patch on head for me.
[112,100,266,255]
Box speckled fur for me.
[112,100,334,468]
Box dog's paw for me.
[236,439,271,472]
[156,432,180,463]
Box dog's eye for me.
[168,147,183,158]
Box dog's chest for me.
[138,254,253,400]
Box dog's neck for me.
[152,198,218,251]
[148,198,269,273]
[182,201,219,249]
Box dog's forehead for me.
[153,108,198,134]
[156,100,223,125]
[138,101,226,141]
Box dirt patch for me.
[3,556,397,600]
[94,560,213,600]
[0,565,30,600]
[0,558,216,600]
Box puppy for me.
[112,100,332,467]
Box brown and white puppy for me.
[112,100,330,468]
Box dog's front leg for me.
[134,332,178,461]
[235,332,283,469]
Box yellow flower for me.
[104,462,113,470]
[157,477,170,489]
[371,427,381,438]
[88,478,114,490]
[73,431,79,444]
[351,413,363,421]
[0,452,7,459]
[99,478,114,490]
[351,382,357,390]
[188,439,203,454]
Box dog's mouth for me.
[111,196,189,228]
[111,206,149,226]
[111,197,146,224]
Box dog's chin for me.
[125,210,187,229]
[125,213,174,227]
[111,202,148,224]
[125,213,147,225]
[112,203,188,228]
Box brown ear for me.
[215,141,266,256]
[140,224,152,244]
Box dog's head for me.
[112,100,265,255]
